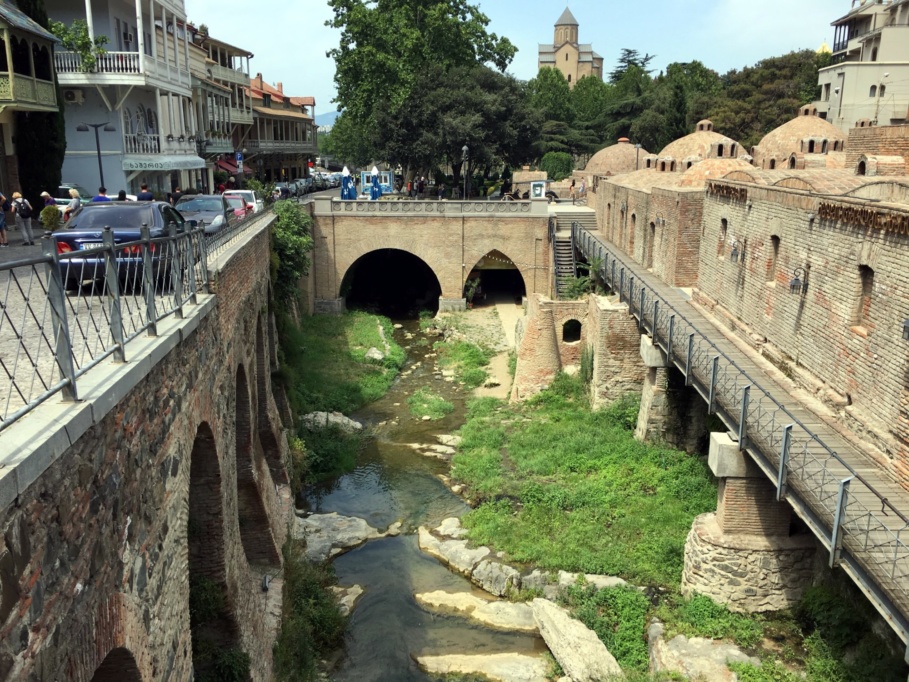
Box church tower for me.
[538,8,603,87]
[555,7,579,46]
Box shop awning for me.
[216,158,253,175]
[123,155,206,172]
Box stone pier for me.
[682,432,816,612]
[585,295,644,408]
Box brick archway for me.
[235,365,280,566]
[90,647,142,682]
[256,315,286,483]
[464,249,527,303]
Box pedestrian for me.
[170,187,183,205]
[116,190,128,201]
[437,183,445,200]
[63,188,81,222]
[41,191,54,207]
[0,192,8,248]
[136,183,154,201]
[417,176,425,198]
[569,179,577,202]
[579,178,586,197]
[11,192,35,245]
[92,187,111,202]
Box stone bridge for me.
[308,197,552,312]
[0,215,292,680]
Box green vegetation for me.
[189,575,251,682]
[656,593,763,649]
[274,541,347,682]
[407,387,454,420]
[540,151,574,181]
[48,19,108,71]
[435,340,493,388]
[270,200,314,304]
[454,376,715,586]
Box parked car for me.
[291,178,311,195]
[223,190,264,213]
[223,194,250,220]
[274,181,295,198]
[55,183,92,202]
[52,202,193,291]
[311,174,330,191]
[175,194,238,234]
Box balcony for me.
[229,106,253,126]
[0,73,57,110]
[246,139,317,154]
[55,51,191,92]
[210,63,248,86]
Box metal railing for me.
[0,209,269,433]
[572,223,909,644]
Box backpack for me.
[17,199,32,219]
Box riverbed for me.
[300,304,539,680]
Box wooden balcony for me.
[55,51,191,92]
[210,63,248,86]
[0,73,57,110]
[230,106,253,126]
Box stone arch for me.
[562,319,582,343]
[90,647,142,682]
[339,247,445,313]
[645,221,656,269]
[235,365,280,567]
[464,249,527,304]
[255,315,286,483]
[188,422,246,678]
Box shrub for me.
[270,200,313,303]
[40,205,61,231]
[540,151,574,181]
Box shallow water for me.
[302,320,543,680]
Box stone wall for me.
[0,224,291,680]
[535,298,589,368]
[695,180,909,485]
[846,124,909,167]
[585,295,645,408]
[682,513,817,613]
[634,366,708,453]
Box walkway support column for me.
[682,432,817,612]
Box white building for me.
[48,0,204,196]
[814,0,909,132]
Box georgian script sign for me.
[818,201,909,235]
[706,182,748,202]
[122,155,206,171]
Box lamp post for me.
[635,143,642,170]
[873,72,890,124]
[193,137,210,193]
[77,122,115,189]
[461,144,469,200]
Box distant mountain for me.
[315,111,340,127]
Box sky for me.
[185,0,839,121]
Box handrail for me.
[0,207,272,433]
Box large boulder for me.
[648,621,760,681]
[531,598,623,681]
[416,653,548,682]
[299,411,363,433]
[473,559,522,597]
[294,512,384,561]
[416,591,536,632]
[418,527,490,576]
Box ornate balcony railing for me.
[0,73,57,106]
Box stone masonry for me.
[0,219,291,680]
[584,294,645,408]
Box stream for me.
[301,316,544,681]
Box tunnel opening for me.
[464,250,526,307]
[341,248,442,318]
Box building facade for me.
[537,7,603,87]
[814,0,909,132]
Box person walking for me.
[41,191,55,207]
[0,192,8,248]
[11,192,35,245]
[136,183,154,201]
[569,179,577,202]
[63,188,81,222]
[116,190,128,201]
[92,187,111,202]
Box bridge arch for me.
[90,647,142,682]
[235,365,280,566]
[188,422,244,676]
[463,249,527,305]
[340,248,443,316]
[256,315,286,483]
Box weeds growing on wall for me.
[274,541,347,682]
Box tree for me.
[609,48,655,83]
[326,0,516,129]
[540,152,573,180]
[14,0,65,207]
[527,67,573,123]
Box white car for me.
[223,190,264,214]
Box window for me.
[854,265,874,328]
[769,159,776,170]
[870,85,877,97]
[808,140,815,153]
[880,84,886,97]
[767,236,780,283]
[789,156,796,169]
[717,218,727,256]
[717,144,724,158]
[567,74,571,83]
[822,140,828,153]
[857,160,867,175]
[824,83,831,101]
[871,47,878,61]
[562,320,582,343]
[565,53,568,61]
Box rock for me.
[421,415,432,421]
[427,444,456,456]
[473,560,522,597]
[293,513,384,562]
[416,591,536,632]
[558,570,628,591]
[450,484,464,495]
[648,621,759,681]
[416,653,548,682]
[299,411,363,434]
[393,323,403,329]
[531,598,623,681]
[438,434,463,447]
[442,369,455,378]
[330,584,364,615]
[483,379,500,388]
[417,526,489,575]
[435,517,469,539]
[385,521,402,537]
[521,570,552,593]
[365,347,385,362]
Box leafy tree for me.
[527,67,573,123]
[571,75,612,126]
[326,0,516,128]
[48,19,108,71]
[14,0,65,208]
[540,151,573,180]
[609,48,655,83]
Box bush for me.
[40,205,61,231]
[271,200,314,304]
[407,387,454,420]
[540,151,574,181]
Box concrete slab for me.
[708,432,762,478]
[640,335,668,367]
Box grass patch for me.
[274,541,347,681]
[277,311,404,416]
[299,425,365,480]
[436,340,494,388]
[454,375,716,587]
[656,593,763,649]
[407,387,454,420]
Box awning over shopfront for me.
[216,158,253,175]
[122,155,207,172]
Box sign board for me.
[235,152,243,163]
[122,155,206,171]
[530,181,546,199]
[237,161,243,172]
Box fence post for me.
[184,226,198,306]
[666,314,675,359]
[830,476,854,568]
[42,237,78,401]
[141,225,158,336]
[619,268,625,303]
[652,299,660,344]
[685,333,695,386]
[102,227,126,362]
[776,424,793,501]
[197,223,210,294]
[708,356,720,413]
[168,222,185,319]
[638,287,645,332]
[738,385,751,450]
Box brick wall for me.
[696,181,909,485]
[717,478,792,536]
[846,124,909,167]
[585,295,645,407]
[0,226,291,680]
[535,299,589,367]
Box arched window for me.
[731,144,737,156]
[11,37,30,76]
[717,144,724,158]
[562,319,582,343]
[808,140,815,153]
[789,156,796,169]
[880,84,886,97]
[769,159,776,170]
[565,53,568,61]
[717,218,727,256]
[567,74,571,83]
[870,85,877,97]
[122,107,133,135]
[33,44,51,81]
[660,161,666,172]
[670,161,676,171]
[871,47,878,62]
[645,159,652,169]
[606,202,611,225]
[857,160,867,175]
[822,140,828,153]
[767,236,780,283]
[854,265,874,328]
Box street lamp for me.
[194,137,211,193]
[461,144,469,200]
[789,267,808,296]
[76,122,115,189]
[873,72,890,124]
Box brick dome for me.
[752,114,846,170]
[659,121,744,167]
[585,139,649,175]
